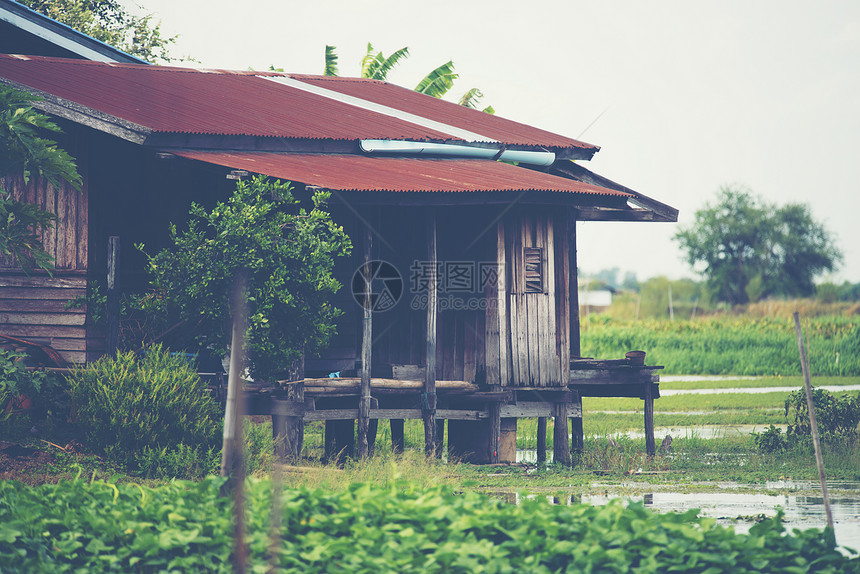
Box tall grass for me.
[581,314,860,375]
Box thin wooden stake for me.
[220,274,248,572]
[358,227,372,458]
[793,311,834,531]
[106,236,120,355]
[424,211,438,457]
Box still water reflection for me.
[496,485,860,552]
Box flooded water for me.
[661,384,860,396]
[509,376,860,552]
[498,481,860,552]
[618,424,785,440]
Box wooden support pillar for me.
[358,227,373,458]
[423,211,438,457]
[368,419,379,456]
[644,381,655,456]
[488,400,501,463]
[571,390,584,454]
[434,419,445,458]
[272,355,305,463]
[390,419,404,453]
[106,236,120,355]
[536,417,547,462]
[553,401,571,465]
[567,215,584,453]
[325,419,355,464]
[272,413,288,460]
[568,215,581,359]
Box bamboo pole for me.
[793,312,834,531]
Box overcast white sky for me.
[122,0,860,284]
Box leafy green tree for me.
[18,0,178,63]
[1,85,81,273]
[324,43,494,113]
[143,176,351,381]
[675,186,841,304]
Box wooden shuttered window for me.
[524,247,543,293]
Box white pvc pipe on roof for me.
[359,140,556,167]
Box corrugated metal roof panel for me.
[0,55,457,141]
[290,74,598,152]
[171,151,631,196]
[0,54,598,153]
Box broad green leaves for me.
[324,44,493,112]
[1,478,856,572]
[1,85,82,274]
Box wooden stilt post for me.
[358,227,373,458]
[571,390,584,453]
[284,355,304,462]
[488,400,501,463]
[435,419,445,458]
[390,419,405,454]
[644,379,655,456]
[324,421,336,462]
[567,214,583,455]
[368,419,379,456]
[553,401,571,465]
[424,210,438,457]
[272,413,288,460]
[537,417,547,462]
[106,236,120,356]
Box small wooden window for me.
[524,247,543,293]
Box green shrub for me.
[136,443,220,480]
[136,419,273,480]
[785,387,860,441]
[0,348,67,433]
[67,345,222,469]
[754,424,787,453]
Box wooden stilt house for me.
[0,54,677,462]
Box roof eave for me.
[0,0,145,64]
[543,160,678,222]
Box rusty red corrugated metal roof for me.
[0,54,453,141]
[170,151,631,196]
[290,74,597,152]
[0,54,598,153]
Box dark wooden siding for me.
[0,272,87,364]
[504,209,570,386]
[0,169,89,364]
[0,173,88,271]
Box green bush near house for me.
[0,348,67,434]
[67,345,222,472]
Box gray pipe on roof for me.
[359,140,556,167]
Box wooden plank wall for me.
[0,273,87,363]
[505,210,569,387]
[1,173,90,364]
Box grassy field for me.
[580,313,860,376]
